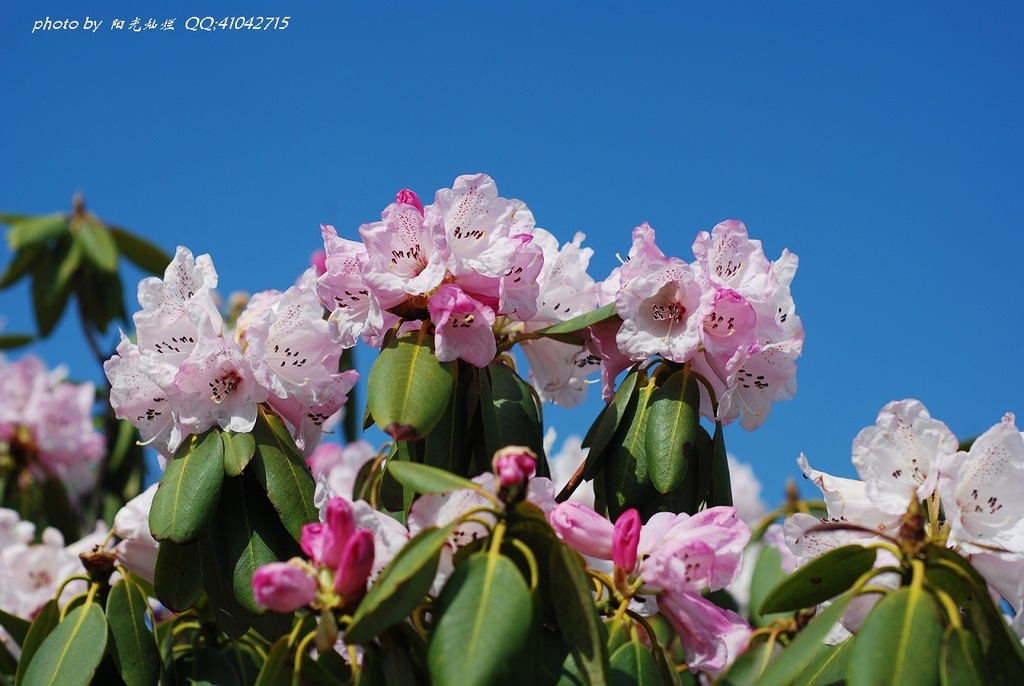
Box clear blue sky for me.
[3,2,1022,503]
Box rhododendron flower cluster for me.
[104,246,357,460]
[0,354,105,495]
[600,220,803,429]
[787,399,1024,634]
[549,501,752,673]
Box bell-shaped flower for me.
[615,255,703,364]
[714,337,802,431]
[548,502,615,559]
[252,562,317,613]
[691,220,774,301]
[171,337,268,434]
[797,454,901,534]
[105,336,181,461]
[427,284,497,367]
[434,173,516,278]
[318,225,394,348]
[657,590,751,675]
[359,202,448,303]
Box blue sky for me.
[3,2,1023,503]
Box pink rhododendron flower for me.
[359,201,447,303]
[615,254,703,363]
[172,337,268,434]
[427,284,497,367]
[434,173,516,278]
[252,562,317,613]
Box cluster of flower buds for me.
[104,247,357,460]
[252,497,375,614]
[0,354,105,495]
[595,220,803,429]
[316,173,602,407]
[549,501,752,673]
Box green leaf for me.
[386,460,480,496]
[479,361,549,476]
[759,545,877,614]
[428,553,533,686]
[549,543,610,685]
[172,647,241,686]
[716,634,781,686]
[107,578,160,686]
[747,545,791,627]
[0,243,43,289]
[645,368,699,494]
[199,537,255,639]
[40,478,78,544]
[6,213,68,250]
[709,421,733,507]
[609,639,660,686]
[0,608,30,647]
[582,366,640,480]
[30,239,73,337]
[422,364,470,475]
[602,375,658,521]
[222,431,257,477]
[941,625,986,686]
[535,302,619,338]
[207,474,300,615]
[846,586,943,686]
[21,602,108,686]
[110,226,171,274]
[149,430,226,544]
[13,599,59,686]
[248,408,318,541]
[793,638,852,686]
[74,216,118,272]
[757,593,856,686]
[346,524,453,645]
[153,540,204,612]
[367,329,454,441]
[255,635,345,686]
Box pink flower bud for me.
[310,249,327,276]
[334,529,375,600]
[323,497,357,568]
[300,522,333,567]
[395,188,424,215]
[612,509,641,572]
[252,562,317,613]
[493,447,537,489]
[548,502,614,559]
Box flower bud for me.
[612,508,641,573]
[548,502,614,559]
[252,562,317,613]
[334,529,375,602]
[493,446,537,504]
[396,188,425,215]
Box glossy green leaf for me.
[535,302,618,338]
[199,537,254,639]
[110,226,171,274]
[709,421,732,507]
[172,647,241,686]
[13,599,58,686]
[940,625,986,686]
[222,431,257,477]
[367,329,454,441]
[74,216,118,272]
[422,364,470,475]
[603,376,658,520]
[248,409,317,541]
[107,578,160,686]
[846,586,943,686]
[0,243,43,288]
[207,474,300,615]
[582,366,641,480]
[609,639,660,686]
[21,602,107,686]
[747,545,791,627]
[377,623,431,686]
[757,592,855,686]
[428,553,533,686]
[645,368,699,494]
[716,634,781,686]
[0,608,30,647]
[149,430,225,544]
[30,239,73,337]
[153,540,204,612]
[256,635,348,686]
[759,545,877,614]
[386,460,479,496]
[346,524,453,644]
[6,213,67,250]
[480,361,548,475]
[549,542,610,685]
[793,637,852,686]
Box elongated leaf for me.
[367,330,454,441]
[846,586,942,686]
[14,599,59,686]
[709,421,732,507]
[222,431,257,477]
[423,363,470,475]
[173,647,241,686]
[346,525,453,644]
[549,543,610,685]
[207,474,300,615]
[110,226,171,274]
[757,593,855,686]
[428,553,533,686]
[107,578,160,686]
[0,608,30,646]
[150,430,225,543]
[199,536,254,639]
[153,540,204,612]
[536,302,618,337]
[21,602,107,686]
[255,635,348,686]
[0,243,43,288]
[0,333,33,349]
[248,409,317,541]
[940,625,986,686]
[645,368,699,493]
[603,376,658,520]
[609,639,660,686]
[582,367,641,479]
[30,239,73,336]
[794,637,852,686]
[480,361,548,475]
[386,460,479,496]
[717,634,781,686]
[75,216,118,272]
[759,545,877,614]
[748,545,791,627]
[6,213,67,250]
